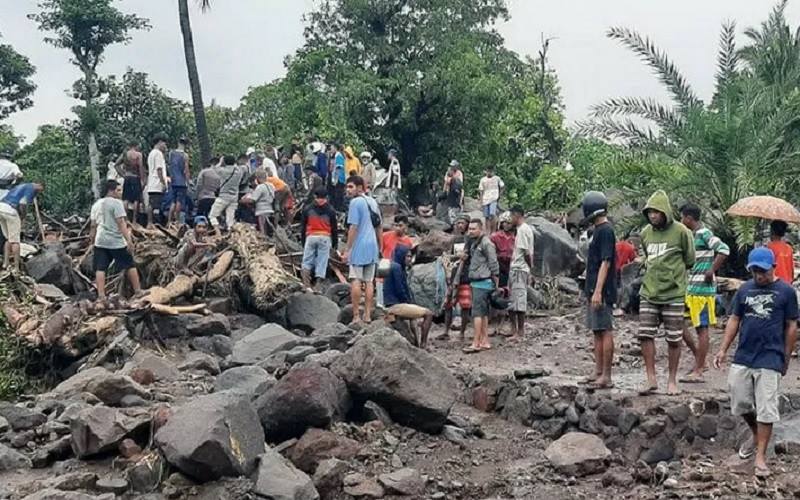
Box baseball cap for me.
[746,247,775,272]
[449,160,460,168]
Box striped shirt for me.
[687,226,730,296]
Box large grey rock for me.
[313,458,348,497]
[378,468,424,496]
[85,374,150,407]
[25,243,79,294]
[544,432,611,477]
[618,261,642,312]
[330,329,458,433]
[22,491,114,500]
[289,428,361,474]
[0,442,32,470]
[0,402,46,431]
[215,366,276,397]
[179,351,221,375]
[49,367,111,398]
[527,216,581,277]
[230,324,304,366]
[408,260,448,315]
[286,293,340,333]
[70,406,150,458]
[121,350,180,382]
[414,230,454,262]
[252,447,319,500]
[155,392,264,481]
[255,363,351,442]
[191,335,234,358]
[187,313,231,337]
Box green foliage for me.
[16,125,92,216]
[0,124,22,154]
[0,39,36,119]
[526,166,581,212]
[578,1,800,248]
[92,69,193,158]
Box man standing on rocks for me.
[343,175,382,324]
[0,182,44,273]
[463,218,499,353]
[638,190,695,396]
[478,166,504,233]
[443,161,464,225]
[113,140,144,222]
[300,187,338,290]
[508,206,534,341]
[680,203,729,383]
[145,135,168,227]
[582,192,616,389]
[714,247,798,478]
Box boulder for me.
[85,374,150,407]
[286,345,319,364]
[313,458,348,497]
[0,442,32,470]
[378,468,424,496]
[409,216,449,236]
[155,392,264,481]
[25,242,79,294]
[324,284,352,309]
[230,324,304,366]
[343,473,384,498]
[121,350,180,382]
[330,329,458,433]
[289,428,362,474]
[49,367,112,398]
[526,216,581,277]
[286,293,341,333]
[215,366,276,397]
[22,491,114,500]
[255,364,351,442]
[0,402,46,431]
[639,436,675,464]
[70,406,150,458]
[187,313,231,337]
[179,351,221,375]
[190,335,234,358]
[407,260,448,315]
[252,447,320,500]
[414,230,455,263]
[617,261,642,312]
[127,450,166,493]
[544,432,611,476]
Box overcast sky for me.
[1,0,797,141]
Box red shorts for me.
[453,284,472,309]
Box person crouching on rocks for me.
[714,247,798,479]
[383,244,434,349]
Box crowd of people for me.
[1,136,798,477]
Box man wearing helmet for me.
[582,192,617,389]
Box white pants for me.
[209,197,237,228]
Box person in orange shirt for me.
[267,174,291,227]
[382,215,414,259]
[767,220,795,284]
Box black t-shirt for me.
[447,178,463,208]
[585,222,617,305]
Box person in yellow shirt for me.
[344,146,361,176]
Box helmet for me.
[498,211,512,224]
[581,191,608,221]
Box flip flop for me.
[755,466,772,479]
[666,389,683,396]
[579,376,601,385]
[589,381,615,390]
[638,385,658,396]
[479,345,492,351]
[679,373,705,384]
[462,346,481,354]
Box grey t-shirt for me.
[250,183,275,216]
[510,222,534,272]
[217,164,243,201]
[196,167,221,200]
[92,198,127,249]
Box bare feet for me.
[590,377,614,390]
[666,382,681,395]
[679,371,705,384]
[638,384,658,396]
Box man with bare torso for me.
[114,140,145,222]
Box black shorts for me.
[197,198,214,217]
[122,177,142,203]
[586,304,614,332]
[171,186,188,206]
[94,247,134,272]
[148,192,164,211]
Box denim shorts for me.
[483,202,498,218]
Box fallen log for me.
[150,303,207,315]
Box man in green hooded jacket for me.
[638,190,695,395]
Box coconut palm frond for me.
[717,21,739,88]
[607,26,702,110]
[590,97,682,130]
[575,117,658,145]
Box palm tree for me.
[577,2,800,248]
[178,0,211,168]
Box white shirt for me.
[0,159,22,182]
[511,222,535,272]
[146,149,167,193]
[262,158,278,178]
[479,175,504,205]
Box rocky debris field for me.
[0,303,799,500]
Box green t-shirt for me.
[686,226,730,296]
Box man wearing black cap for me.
[714,247,798,478]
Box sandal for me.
[638,385,658,396]
[462,346,481,354]
[679,372,705,384]
[589,381,615,390]
[755,466,772,479]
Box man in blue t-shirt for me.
[714,247,798,478]
[342,175,382,324]
[0,182,44,273]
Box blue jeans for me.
[483,201,498,218]
[302,235,332,279]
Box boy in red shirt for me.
[382,215,414,259]
[767,220,794,284]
